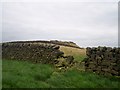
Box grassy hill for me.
[3,40,86,62]
[2,40,119,88]
[2,59,119,88]
[59,46,86,61]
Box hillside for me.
[2,40,120,88]
[3,40,86,62]
[60,46,86,61]
[2,60,119,88]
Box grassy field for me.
[2,60,119,88]
[0,60,2,89]
[60,46,86,61]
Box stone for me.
[85,46,120,76]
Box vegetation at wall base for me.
[2,59,119,88]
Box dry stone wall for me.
[2,42,69,65]
[7,40,81,49]
[85,46,120,76]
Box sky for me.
[1,0,119,47]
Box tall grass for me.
[2,60,119,88]
[2,60,54,88]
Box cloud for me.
[0,2,2,42]
[1,0,119,3]
[2,2,118,47]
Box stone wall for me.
[2,42,74,65]
[6,40,82,49]
[85,47,120,76]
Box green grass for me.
[2,60,120,88]
[3,60,54,88]
[74,54,86,62]
[59,46,86,62]
[0,60,2,89]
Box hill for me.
[5,40,82,49]
[60,46,86,61]
[2,40,119,88]
[3,40,86,62]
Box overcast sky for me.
[1,0,119,47]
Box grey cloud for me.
[2,2,118,47]
[1,0,119,3]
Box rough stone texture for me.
[85,46,120,76]
[85,47,120,76]
[2,42,74,66]
[6,40,82,49]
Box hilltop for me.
[3,40,86,62]
[2,40,86,62]
[5,40,82,49]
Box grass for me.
[59,46,86,61]
[2,60,54,88]
[0,60,2,89]
[2,59,120,88]
[47,69,119,88]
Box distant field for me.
[29,42,86,62]
[2,60,119,88]
[60,46,86,61]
